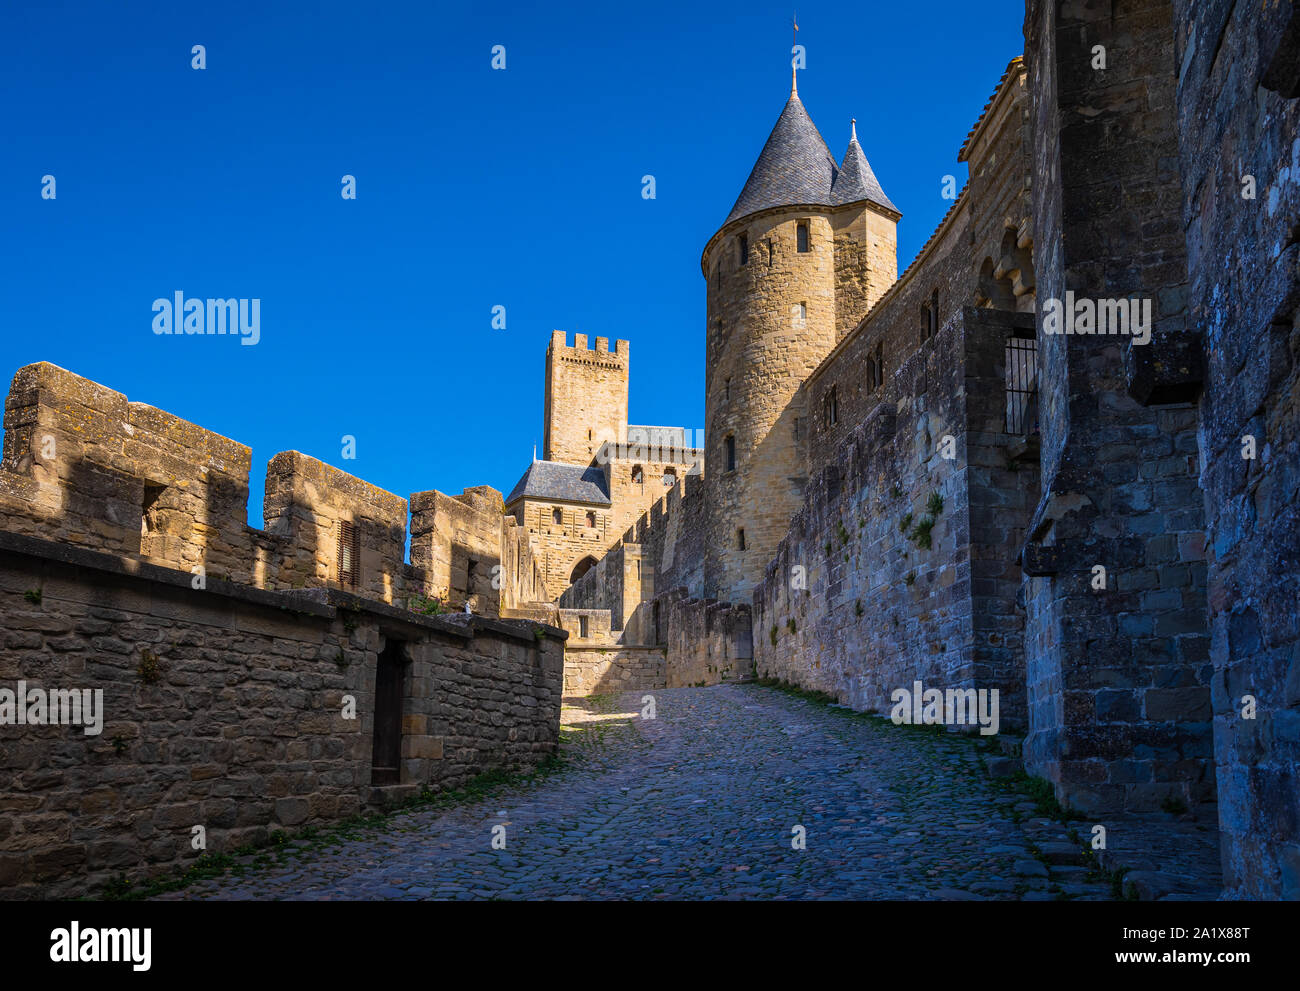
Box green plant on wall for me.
[137,649,166,685]
[409,593,445,616]
[770,625,779,646]
[908,516,936,550]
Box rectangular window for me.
[737,528,746,551]
[797,221,809,252]
[725,377,731,401]
[798,301,807,324]
[739,234,749,265]
[825,386,838,427]
[579,615,589,639]
[338,520,359,589]
[1005,335,1038,434]
[725,434,736,472]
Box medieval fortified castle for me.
[2,0,1298,900]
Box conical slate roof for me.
[723,96,896,227]
[831,127,897,212]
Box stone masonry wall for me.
[0,530,564,899]
[562,647,667,697]
[410,486,550,614]
[1173,0,1300,898]
[1022,0,1214,816]
[753,308,1034,728]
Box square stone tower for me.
[542,331,630,465]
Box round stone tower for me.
[701,73,901,603]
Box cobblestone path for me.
[156,684,1120,901]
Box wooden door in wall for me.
[371,643,403,785]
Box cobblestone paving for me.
[156,684,1123,901]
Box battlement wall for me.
[548,330,629,363]
[0,363,550,616]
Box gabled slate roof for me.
[723,95,897,227]
[505,461,611,507]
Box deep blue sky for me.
[1,0,1023,525]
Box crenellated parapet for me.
[0,362,551,614]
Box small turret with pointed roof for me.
[831,118,898,211]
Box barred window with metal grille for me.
[1005,336,1038,434]
[337,519,359,589]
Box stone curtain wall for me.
[752,307,1033,725]
[1174,0,1300,898]
[0,531,564,899]
[0,362,552,621]
[1022,0,1214,817]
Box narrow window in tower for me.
[739,234,749,265]
[737,528,746,551]
[797,221,809,252]
[798,301,807,325]
[793,416,802,442]
[579,615,589,639]
[586,510,596,528]
[552,507,563,526]
[632,464,644,487]
[825,386,838,427]
[725,434,736,472]
[767,238,773,266]
[725,377,731,401]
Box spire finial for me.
[791,13,799,96]
[850,118,857,142]
[532,444,537,462]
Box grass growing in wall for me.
[908,516,936,550]
[899,512,913,533]
[770,625,779,646]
